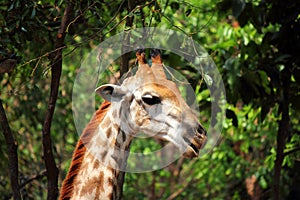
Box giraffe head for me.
[95,49,207,158]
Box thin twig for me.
[83,0,127,42]
[162,64,190,85]
[190,39,205,87]
[19,46,66,69]
[161,13,190,35]
[19,170,47,189]
[66,1,97,33]
[20,1,94,71]
[166,177,195,200]
[102,0,156,37]
[6,170,47,200]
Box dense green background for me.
[0,0,299,199]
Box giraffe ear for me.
[95,84,127,102]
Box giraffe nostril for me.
[197,124,206,136]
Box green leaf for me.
[259,176,268,189]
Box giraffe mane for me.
[59,101,111,199]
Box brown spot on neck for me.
[106,127,112,138]
[93,159,100,169]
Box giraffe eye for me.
[142,94,161,105]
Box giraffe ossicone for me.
[60,49,207,200]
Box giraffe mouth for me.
[183,133,207,158]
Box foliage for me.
[0,0,299,199]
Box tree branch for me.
[284,146,300,157]
[6,170,47,199]
[0,99,21,200]
[42,1,75,199]
[166,179,195,200]
[19,170,47,189]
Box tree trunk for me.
[42,1,75,199]
[273,68,291,200]
[0,99,21,200]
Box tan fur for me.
[59,101,111,200]
[59,50,207,199]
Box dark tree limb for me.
[120,0,138,77]
[284,146,300,156]
[273,68,291,200]
[19,170,47,189]
[0,99,21,200]
[42,1,75,199]
[7,170,47,199]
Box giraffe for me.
[59,49,207,200]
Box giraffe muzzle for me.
[183,125,207,158]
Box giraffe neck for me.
[60,101,133,200]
